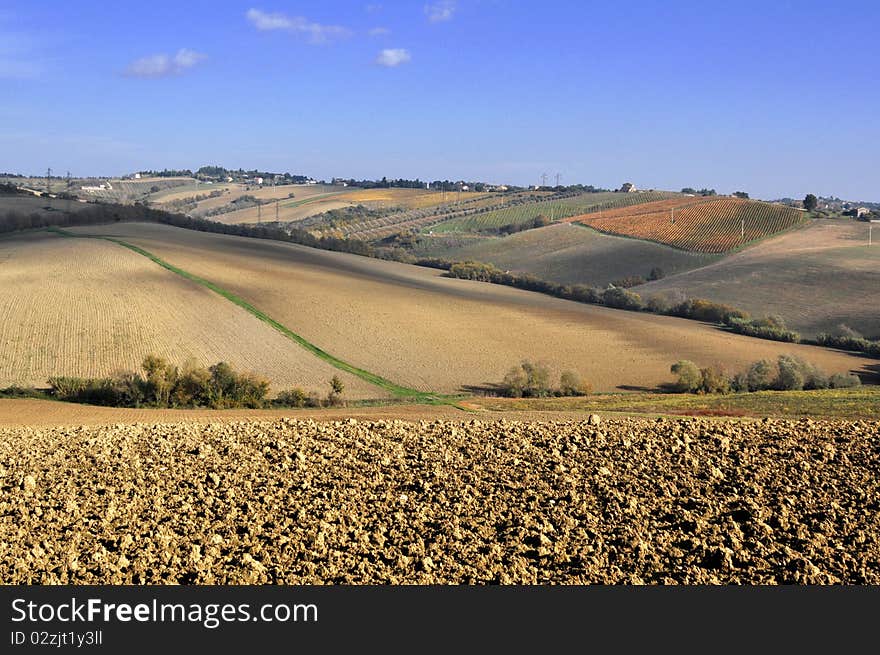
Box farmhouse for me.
[619,182,637,193]
[855,207,870,218]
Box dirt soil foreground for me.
[2,417,879,584]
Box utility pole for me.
[275,198,279,222]
[65,171,72,214]
[46,167,52,195]
[555,173,561,188]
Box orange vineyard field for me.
[567,197,805,252]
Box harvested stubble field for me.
[2,416,879,584]
[67,223,877,393]
[641,219,880,338]
[569,197,804,252]
[0,232,380,397]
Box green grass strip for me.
[49,227,450,402]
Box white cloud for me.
[368,27,391,36]
[124,48,206,78]
[246,8,351,44]
[425,1,456,22]
[375,48,411,67]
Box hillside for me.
[415,223,716,287]
[0,231,383,398]
[568,197,805,252]
[178,186,490,226]
[63,222,876,393]
[429,190,678,234]
[640,219,880,338]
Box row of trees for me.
[499,361,591,398]
[670,355,861,394]
[445,260,800,342]
[44,356,346,409]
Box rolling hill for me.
[57,222,877,393]
[639,219,880,338]
[568,196,805,252]
[0,231,385,398]
[414,223,716,287]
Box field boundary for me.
[48,227,453,403]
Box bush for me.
[672,298,748,324]
[726,317,800,343]
[501,366,527,397]
[699,364,730,394]
[558,370,591,396]
[774,355,803,390]
[521,360,551,397]
[610,275,646,289]
[829,372,861,389]
[746,359,775,392]
[499,363,589,397]
[815,332,880,356]
[327,375,345,406]
[603,287,644,311]
[276,388,308,407]
[671,360,702,393]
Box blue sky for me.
[1,1,877,200]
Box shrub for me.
[673,298,748,324]
[48,376,118,406]
[558,370,591,396]
[815,332,880,356]
[603,287,644,311]
[746,359,775,391]
[727,317,800,343]
[500,360,552,397]
[327,375,346,406]
[173,359,212,407]
[109,370,147,407]
[610,275,646,289]
[774,355,806,390]
[829,372,861,389]
[501,366,527,397]
[772,355,828,391]
[730,371,749,393]
[276,388,308,407]
[521,360,551,397]
[142,355,178,406]
[699,364,730,394]
[671,360,702,393]
[647,267,665,281]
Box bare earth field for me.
[417,223,715,287]
[2,416,878,584]
[67,223,877,393]
[0,232,382,398]
[640,220,880,338]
